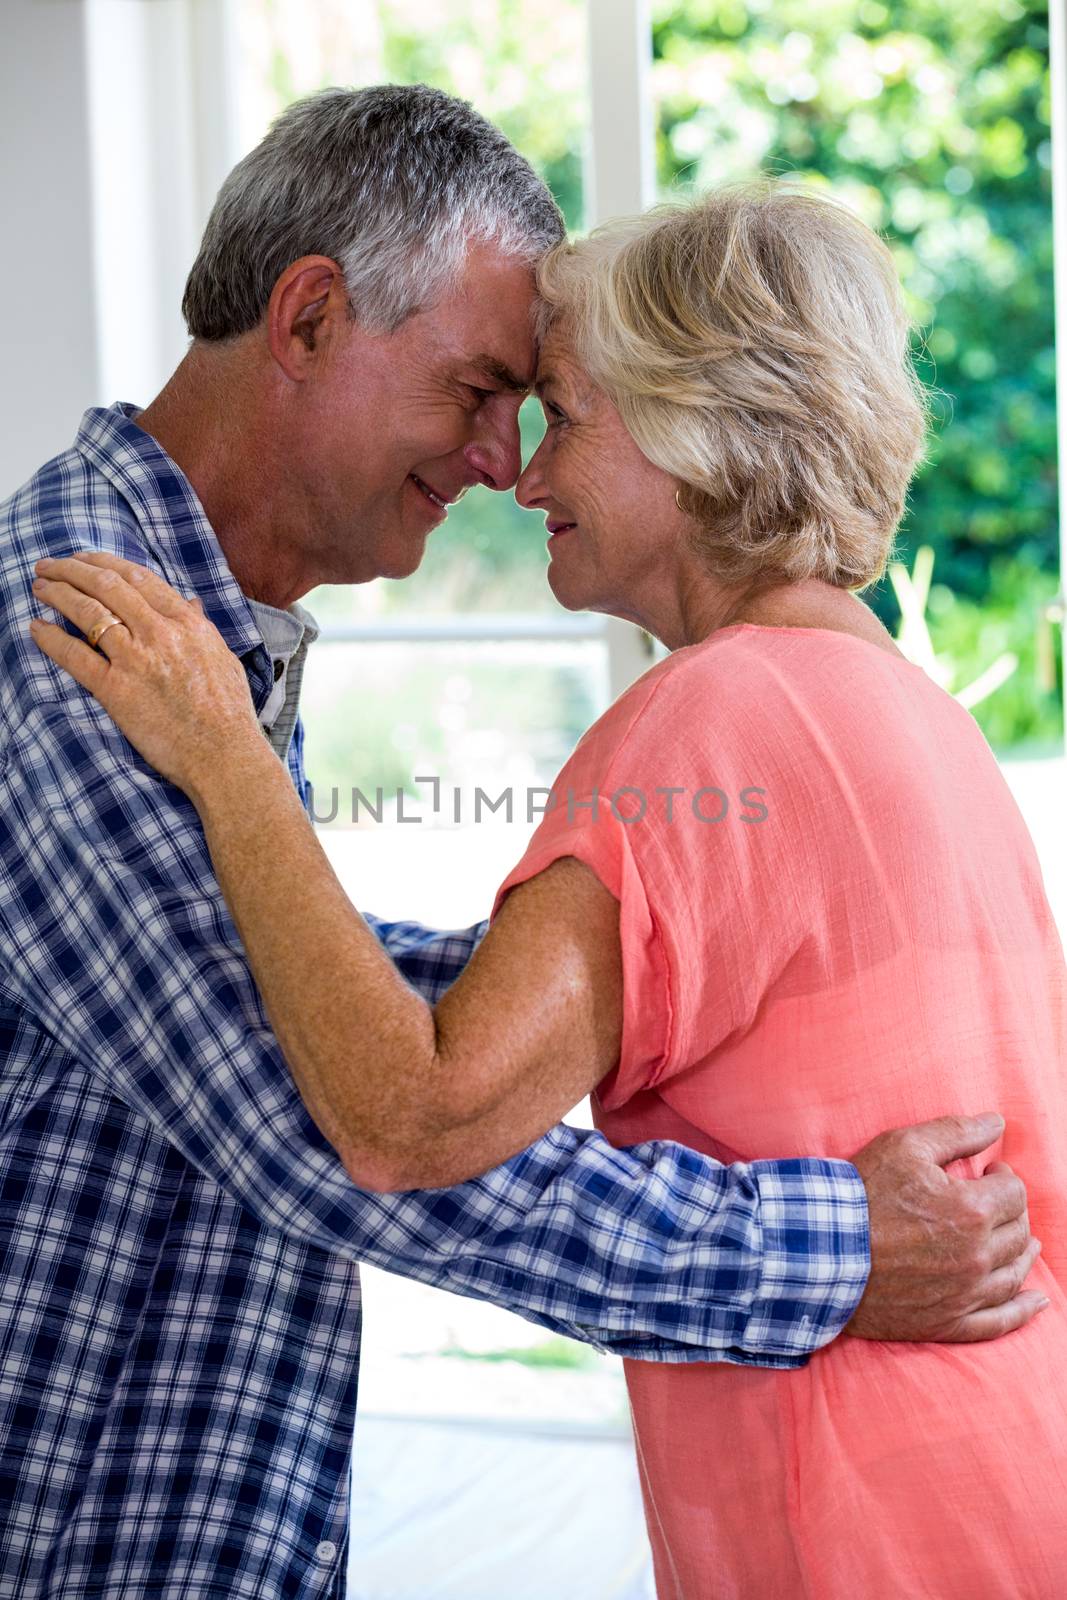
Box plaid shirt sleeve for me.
[0,694,869,1367]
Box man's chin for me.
[377,547,427,580]
[363,528,431,582]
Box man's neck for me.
[134,353,316,608]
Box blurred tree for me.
[652,0,1061,749]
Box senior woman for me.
[30,181,1067,1596]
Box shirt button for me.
[315,1542,337,1562]
[273,658,285,682]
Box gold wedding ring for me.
[87,612,123,651]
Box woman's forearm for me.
[28,550,623,1191]
[188,737,443,1184]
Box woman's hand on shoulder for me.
[29,549,263,797]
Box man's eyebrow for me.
[470,356,531,394]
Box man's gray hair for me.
[182,83,565,340]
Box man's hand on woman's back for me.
[845,1113,1047,1342]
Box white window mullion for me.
[1,0,101,489]
[187,0,242,224]
[86,0,237,406]
[585,0,655,223]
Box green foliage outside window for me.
[651,0,1062,752]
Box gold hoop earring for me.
[675,489,685,512]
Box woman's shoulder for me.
[568,619,946,784]
[557,633,751,795]
[566,647,692,764]
[578,625,781,745]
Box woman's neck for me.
[728,580,905,655]
[638,567,899,655]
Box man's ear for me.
[266,256,349,380]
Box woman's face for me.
[516,323,686,624]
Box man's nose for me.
[464,411,524,493]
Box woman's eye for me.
[543,402,568,429]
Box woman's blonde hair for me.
[536,178,928,592]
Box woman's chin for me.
[546,561,591,614]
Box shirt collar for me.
[73,403,269,666]
[245,596,321,661]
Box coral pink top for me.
[494,623,1067,1599]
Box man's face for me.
[292,242,537,584]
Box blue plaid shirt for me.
[0,405,869,1599]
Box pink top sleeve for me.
[491,643,797,1109]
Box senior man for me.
[0,85,1044,1599]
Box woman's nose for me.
[515,438,549,509]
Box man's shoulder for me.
[1,439,151,563]
[0,443,156,744]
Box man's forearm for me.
[363,918,873,1361]
[417,1133,871,1366]
[187,741,873,1361]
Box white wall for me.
[1,0,101,495]
[0,0,238,500]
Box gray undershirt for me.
[245,595,321,761]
